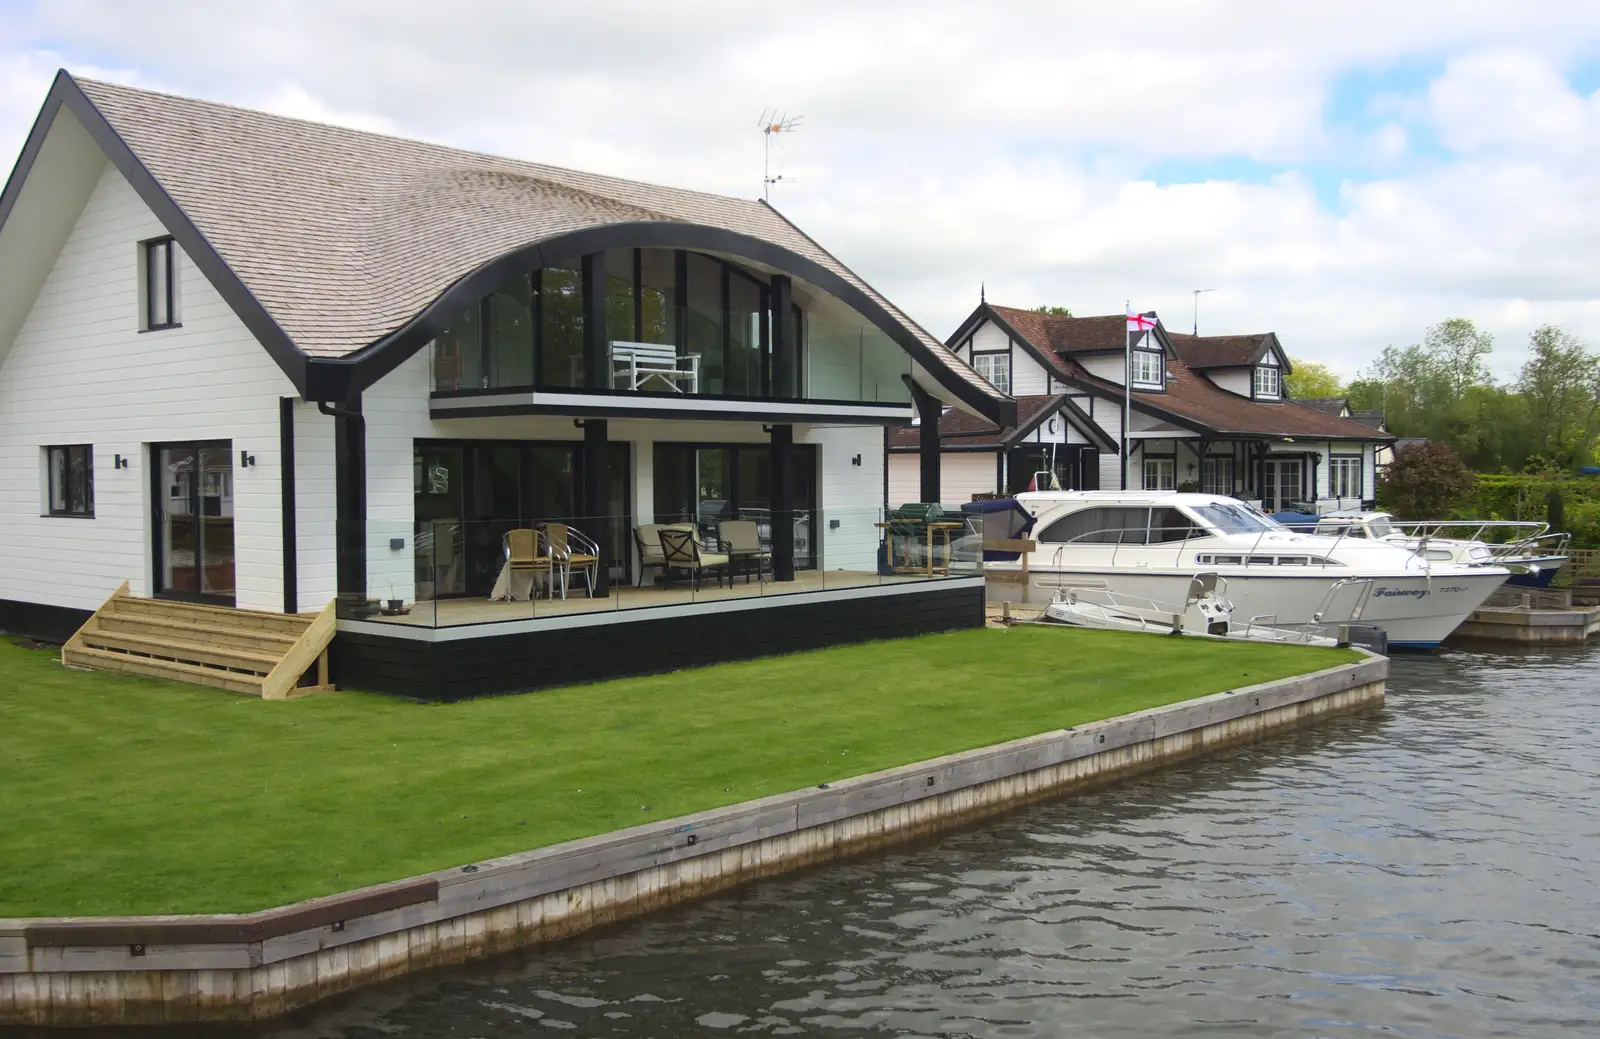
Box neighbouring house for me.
[886,301,1392,512]
[0,71,1013,698]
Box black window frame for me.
[142,236,179,332]
[970,350,1012,394]
[44,444,95,517]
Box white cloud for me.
[2,1,1599,382]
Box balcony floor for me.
[371,568,958,628]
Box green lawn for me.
[0,629,1358,917]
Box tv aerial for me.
[758,109,803,201]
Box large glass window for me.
[1254,365,1281,398]
[637,248,676,346]
[1143,457,1176,490]
[652,442,818,568]
[685,252,724,394]
[487,276,534,388]
[541,264,584,388]
[727,271,764,397]
[143,237,177,330]
[435,302,482,391]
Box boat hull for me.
[996,566,1508,649]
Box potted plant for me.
[382,583,404,616]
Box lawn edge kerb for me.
[0,653,1382,934]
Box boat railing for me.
[1240,577,1373,642]
[1040,523,1368,573]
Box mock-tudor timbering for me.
[885,301,1392,512]
[0,71,1010,695]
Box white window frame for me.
[1130,349,1164,389]
[1329,455,1363,499]
[1143,457,1176,490]
[1201,456,1234,496]
[1253,364,1281,399]
[971,351,1011,394]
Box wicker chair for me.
[503,528,553,601]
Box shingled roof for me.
[4,72,1007,416]
[1165,331,1279,369]
[977,304,1390,442]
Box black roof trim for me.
[0,72,310,394]
[308,222,1015,426]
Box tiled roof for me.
[69,76,998,402]
[1165,331,1273,368]
[1350,409,1386,430]
[1297,397,1350,416]
[987,306,1133,353]
[983,303,1389,441]
[886,394,1063,450]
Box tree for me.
[1378,442,1477,519]
[1284,359,1343,399]
[1355,318,1506,466]
[1515,324,1600,468]
[1031,305,1073,316]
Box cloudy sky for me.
[3,1,1598,378]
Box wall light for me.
[113,454,130,469]
[240,451,256,468]
[850,454,862,466]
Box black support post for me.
[330,394,367,618]
[770,274,794,399]
[770,424,796,582]
[581,252,608,390]
[279,396,297,615]
[583,419,611,598]
[910,382,942,503]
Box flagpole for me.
[1122,308,1131,490]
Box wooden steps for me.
[62,582,337,699]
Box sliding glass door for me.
[413,440,630,599]
[151,440,236,604]
[652,443,818,569]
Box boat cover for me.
[961,498,1036,561]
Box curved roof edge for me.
[304,223,1015,425]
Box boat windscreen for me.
[1191,502,1282,535]
[1367,516,1395,538]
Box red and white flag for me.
[1127,305,1157,332]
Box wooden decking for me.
[375,569,940,627]
[63,583,337,698]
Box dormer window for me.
[972,352,1011,394]
[1131,348,1165,389]
[1254,364,1281,399]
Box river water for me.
[101,647,1600,1036]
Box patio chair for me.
[657,527,730,591]
[544,523,601,599]
[633,522,695,586]
[717,519,771,583]
[503,528,553,601]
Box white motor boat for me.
[990,491,1512,650]
[1309,511,1569,589]
[1041,572,1348,648]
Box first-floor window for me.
[1131,349,1164,388]
[1202,457,1235,496]
[1143,457,1176,490]
[1254,364,1281,398]
[971,352,1011,394]
[143,236,178,329]
[45,444,94,516]
[1330,456,1363,499]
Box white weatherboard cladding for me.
[886,451,996,506]
[959,318,1050,396]
[0,162,304,614]
[1079,353,1126,384]
[361,351,890,599]
[1210,369,1251,397]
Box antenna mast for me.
[1191,288,1216,336]
[758,110,803,201]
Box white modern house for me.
[0,72,1011,697]
[887,301,1391,511]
